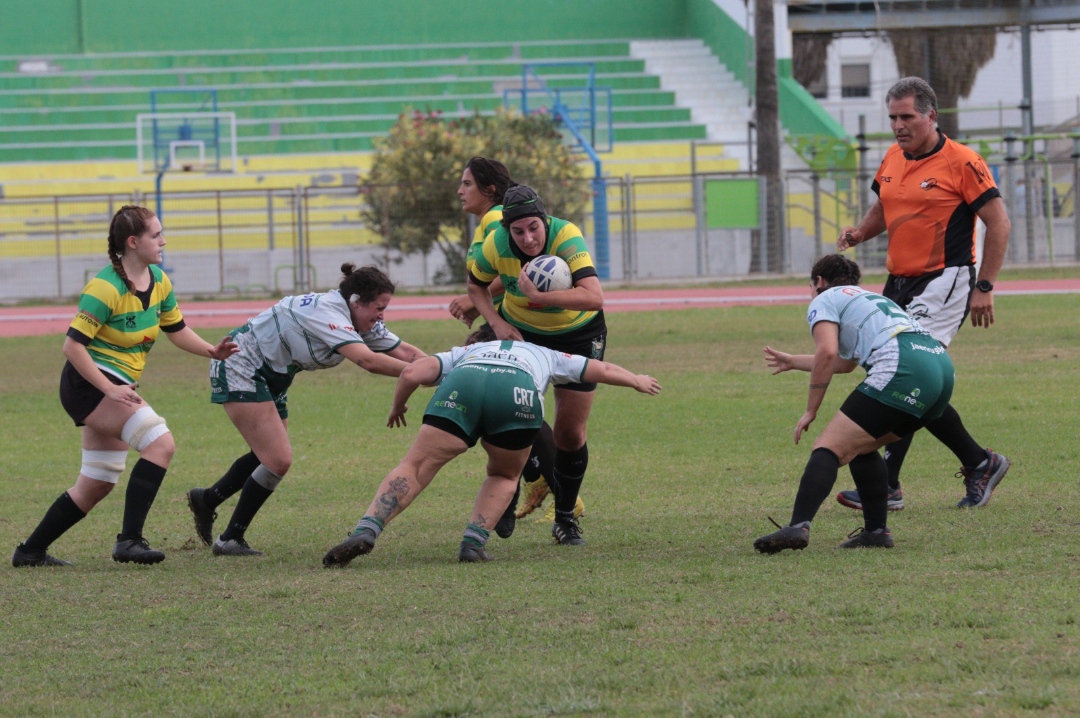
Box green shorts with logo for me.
[424,364,543,444]
[210,325,294,419]
[857,332,954,421]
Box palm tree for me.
[754,0,783,273]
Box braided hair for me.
[339,263,396,304]
[810,254,862,292]
[107,205,156,291]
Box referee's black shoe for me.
[112,535,165,564]
[552,511,586,546]
[839,527,894,549]
[12,543,72,568]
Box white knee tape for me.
[251,464,283,491]
[81,449,128,484]
[121,406,170,452]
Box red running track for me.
[1,279,1078,338]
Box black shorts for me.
[512,311,608,392]
[59,361,130,426]
[838,390,927,440]
[422,415,539,451]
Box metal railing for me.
[1,167,1075,302]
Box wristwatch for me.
[975,279,994,293]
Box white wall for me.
[812,27,1080,138]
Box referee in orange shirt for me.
[835,76,1011,510]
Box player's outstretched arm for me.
[582,360,661,395]
[765,346,856,375]
[388,357,441,427]
[166,326,239,361]
[338,342,409,378]
[386,341,427,363]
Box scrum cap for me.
[500,184,547,227]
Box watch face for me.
[976,280,993,292]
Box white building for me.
[811,27,1080,137]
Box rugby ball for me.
[524,254,573,292]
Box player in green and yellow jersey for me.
[12,206,238,568]
[467,184,605,546]
[448,158,577,538]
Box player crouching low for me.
[323,324,661,567]
[754,254,962,554]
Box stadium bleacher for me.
[0,40,709,165]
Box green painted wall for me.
[3,0,687,54]
[3,0,847,144]
[1,0,82,55]
[684,0,749,85]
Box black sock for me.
[553,443,588,514]
[924,404,986,468]
[523,421,557,493]
[206,451,261,509]
[219,477,274,542]
[849,452,889,532]
[119,459,168,541]
[22,491,87,552]
[790,448,841,526]
[883,434,913,491]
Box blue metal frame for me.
[504,63,613,279]
[148,88,221,273]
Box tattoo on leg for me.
[373,476,412,522]
[475,512,488,527]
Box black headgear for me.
[500,184,547,227]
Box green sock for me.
[354,515,384,538]
[462,522,490,548]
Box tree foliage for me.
[888,29,997,138]
[361,108,588,283]
[792,33,832,89]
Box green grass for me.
[1,296,1078,717]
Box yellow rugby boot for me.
[541,496,585,522]
[515,477,550,518]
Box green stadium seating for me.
[0,40,709,162]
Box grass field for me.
[1,295,1078,717]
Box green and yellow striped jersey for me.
[470,216,598,334]
[67,264,185,383]
[465,205,503,272]
[466,205,505,310]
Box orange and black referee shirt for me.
[871,132,1001,277]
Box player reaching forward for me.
[185,264,425,557]
[323,323,660,567]
[755,255,978,554]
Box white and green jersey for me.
[434,340,589,393]
[248,290,400,374]
[807,286,930,369]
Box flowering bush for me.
[362,108,588,283]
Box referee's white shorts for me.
[884,266,974,348]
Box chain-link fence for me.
[2,165,1076,302]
